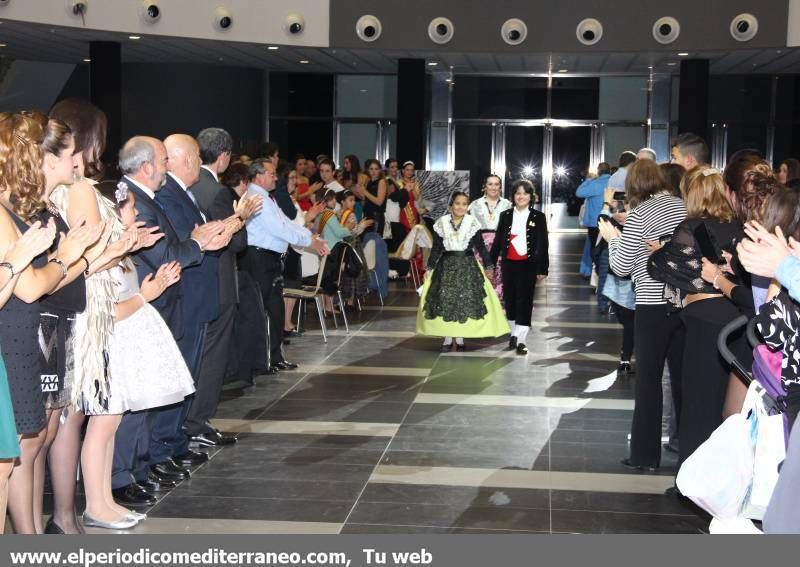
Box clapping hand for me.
[310,234,330,256]
[4,218,57,271]
[234,195,263,221]
[56,218,106,265]
[190,221,226,250]
[305,200,326,223]
[140,261,181,302]
[82,220,114,264]
[645,240,662,255]
[135,224,164,251]
[737,221,792,278]
[597,217,621,242]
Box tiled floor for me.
[87,234,709,534]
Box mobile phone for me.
[693,222,723,264]
[613,191,626,201]
[599,213,624,231]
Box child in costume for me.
[417,191,509,351]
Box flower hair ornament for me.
[115,181,129,203]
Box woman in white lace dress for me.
[81,184,194,529]
[468,175,511,300]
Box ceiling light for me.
[83,58,91,62]
[428,62,438,66]
[522,165,535,177]
[0,43,6,48]
[267,46,279,50]
[129,35,141,40]
[667,62,677,66]
[558,69,568,73]
[299,60,309,64]
[555,165,568,177]
[678,52,689,56]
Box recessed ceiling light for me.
[558,69,568,73]
[267,46,279,50]
[667,62,677,66]
[360,89,368,93]
[678,52,689,56]
[129,35,141,40]
[83,58,91,62]
[0,43,6,48]
[299,60,309,64]
[427,62,438,66]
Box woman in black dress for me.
[0,112,103,533]
[362,159,387,236]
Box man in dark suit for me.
[111,136,229,507]
[185,128,260,446]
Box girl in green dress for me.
[417,192,509,351]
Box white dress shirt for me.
[510,207,529,257]
[168,172,206,222]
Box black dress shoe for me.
[44,517,65,534]
[142,472,178,492]
[516,343,528,355]
[111,483,156,507]
[455,343,465,352]
[191,430,237,447]
[150,463,188,480]
[620,458,658,473]
[507,336,518,351]
[265,366,279,375]
[284,329,303,338]
[274,360,299,370]
[173,449,209,467]
[282,339,291,345]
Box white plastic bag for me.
[676,412,754,518]
[742,411,786,520]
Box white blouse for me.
[433,214,482,252]
[468,196,512,231]
[510,207,530,256]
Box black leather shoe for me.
[507,336,518,351]
[274,360,299,370]
[516,343,528,355]
[44,517,65,534]
[142,472,178,492]
[150,463,188,480]
[455,343,465,352]
[265,366,279,375]
[165,458,192,476]
[173,449,209,467]
[620,458,658,473]
[191,430,237,447]
[284,329,303,338]
[282,339,291,345]
[112,483,156,507]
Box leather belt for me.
[253,247,286,259]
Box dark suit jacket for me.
[490,207,549,275]
[125,177,203,339]
[189,168,247,305]
[273,176,297,220]
[155,174,220,324]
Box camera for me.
[356,15,382,42]
[285,13,305,35]
[575,18,603,46]
[428,17,454,45]
[68,1,87,16]
[501,18,527,46]
[141,1,161,23]
[730,14,758,42]
[652,16,680,44]
[214,7,233,31]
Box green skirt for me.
[0,352,19,459]
[416,254,510,338]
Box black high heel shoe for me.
[44,517,65,534]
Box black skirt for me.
[424,251,487,323]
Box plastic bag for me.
[676,412,754,518]
[742,411,786,520]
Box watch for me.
[0,261,16,278]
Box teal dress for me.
[0,352,19,459]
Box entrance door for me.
[549,126,593,230]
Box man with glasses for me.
[241,159,329,374]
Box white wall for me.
[790,0,800,46]
[0,0,330,47]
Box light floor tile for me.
[413,393,634,411]
[282,365,430,376]
[87,518,342,535]
[212,418,399,437]
[370,465,675,495]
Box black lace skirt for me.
[423,252,487,323]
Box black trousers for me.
[587,227,599,259]
[185,302,237,436]
[678,298,749,465]
[501,259,537,327]
[240,247,286,366]
[611,302,635,361]
[629,303,685,467]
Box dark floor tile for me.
[341,523,546,534]
[550,490,702,516]
[550,509,707,534]
[261,398,412,423]
[149,495,352,523]
[401,404,551,430]
[217,442,385,466]
[232,432,391,452]
[195,457,375,483]
[358,483,550,511]
[380,450,545,470]
[347,501,551,532]
[283,374,426,402]
[171,476,364,502]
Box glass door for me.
[454,123,493,199]
[503,125,545,206]
[549,126,593,231]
